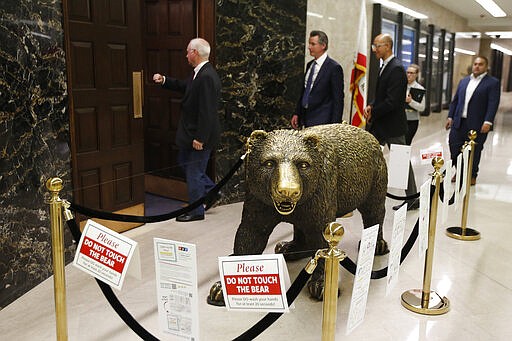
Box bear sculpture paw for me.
[206,280,225,306]
[307,277,341,301]
[307,277,325,301]
[274,241,314,261]
[375,239,389,255]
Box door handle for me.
[132,70,143,118]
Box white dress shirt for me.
[304,52,328,88]
[462,72,486,118]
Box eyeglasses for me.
[371,43,387,50]
[406,71,417,74]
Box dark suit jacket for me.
[448,74,500,131]
[295,56,344,127]
[368,56,407,142]
[162,62,221,150]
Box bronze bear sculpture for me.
[208,123,388,304]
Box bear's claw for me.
[206,280,225,306]
[275,241,314,261]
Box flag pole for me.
[349,62,357,124]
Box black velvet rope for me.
[437,179,455,205]
[232,268,312,341]
[342,184,435,278]
[386,191,420,201]
[68,156,244,223]
[340,218,419,279]
[66,218,160,341]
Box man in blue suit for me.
[291,30,344,129]
[445,56,500,185]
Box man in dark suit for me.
[364,33,417,210]
[291,30,344,129]
[153,38,221,222]
[445,56,500,185]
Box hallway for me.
[1,93,511,340]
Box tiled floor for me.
[1,93,511,340]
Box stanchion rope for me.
[68,155,245,223]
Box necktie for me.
[379,63,385,76]
[302,61,316,108]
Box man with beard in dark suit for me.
[153,38,221,222]
[364,33,418,210]
[445,55,500,186]
[291,30,344,129]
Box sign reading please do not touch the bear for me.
[218,254,291,313]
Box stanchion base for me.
[401,289,450,315]
[446,226,481,240]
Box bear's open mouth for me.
[273,200,296,215]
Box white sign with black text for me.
[346,224,378,335]
[388,144,411,190]
[386,206,406,296]
[154,238,199,341]
[419,179,431,258]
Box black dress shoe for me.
[176,213,205,222]
[204,192,222,211]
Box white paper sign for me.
[218,254,290,313]
[388,144,411,190]
[419,146,443,165]
[346,224,378,335]
[418,179,431,258]
[386,206,406,296]
[461,145,470,199]
[73,220,138,290]
[442,160,453,225]
[154,238,199,341]
[455,153,463,207]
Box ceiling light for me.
[474,0,506,17]
[455,32,481,39]
[485,31,512,39]
[490,43,512,56]
[454,47,476,55]
[374,1,428,19]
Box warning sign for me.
[420,147,444,165]
[73,220,137,290]
[218,254,290,312]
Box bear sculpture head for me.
[245,129,324,215]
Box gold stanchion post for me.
[401,157,450,315]
[46,177,69,341]
[446,130,481,240]
[306,222,346,341]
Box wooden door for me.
[143,0,196,200]
[65,0,145,225]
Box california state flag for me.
[350,0,367,128]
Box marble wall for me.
[0,0,74,308]
[214,0,307,202]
